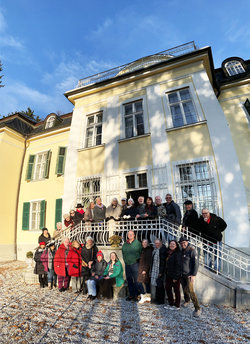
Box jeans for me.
[204,241,222,271]
[125,263,145,297]
[87,279,97,296]
[47,269,56,283]
[181,276,200,311]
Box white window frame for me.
[241,99,250,129]
[173,157,220,215]
[45,115,56,129]
[120,95,149,139]
[124,171,148,191]
[29,199,42,231]
[225,60,245,76]
[163,83,203,129]
[33,151,48,181]
[85,112,103,148]
[77,176,101,207]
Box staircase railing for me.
[54,218,250,284]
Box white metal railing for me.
[54,218,250,284]
[77,41,197,88]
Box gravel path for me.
[0,261,249,344]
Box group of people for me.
[33,193,228,319]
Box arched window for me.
[225,60,245,76]
[45,115,56,129]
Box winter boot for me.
[50,282,53,290]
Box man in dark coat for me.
[163,194,182,225]
[197,209,227,271]
[182,200,198,236]
[179,237,200,318]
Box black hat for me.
[76,203,83,208]
[179,236,189,243]
[42,227,48,232]
[184,200,193,205]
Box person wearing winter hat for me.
[34,242,48,288]
[179,237,201,318]
[86,251,107,300]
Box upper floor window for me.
[55,147,67,175]
[45,115,56,129]
[85,112,103,148]
[124,100,144,138]
[225,60,245,76]
[167,88,198,128]
[26,151,51,181]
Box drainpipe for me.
[14,135,28,260]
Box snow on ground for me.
[0,261,249,344]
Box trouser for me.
[144,282,151,294]
[87,279,97,296]
[47,269,56,284]
[71,276,83,292]
[58,274,70,289]
[125,263,145,297]
[181,276,200,311]
[98,278,116,299]
[81,273,90,294]
[165,276,181,307]
[151,283,165,304]
[38,274,48,287]
[204,241,222,271]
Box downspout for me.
[14,135,28,259]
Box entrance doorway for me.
[126,189,148,207]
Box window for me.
[225,60,245,76]
[45,115,56,129]
[85,112,103,148]
[124,100,144,138]
[77,177,101,207]
[56,147,67,175]
[244,99,250,116]
[175,161,217,214]
[167,88,198,127]
[22,200,46,230]
[26,151,51,181]
[55,198,62,228]
[125,172,147,190]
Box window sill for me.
[27,178,47,183]
[78,144,105,152]
[165,120,207,132]
[118,133,151,143]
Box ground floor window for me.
[125,172,148,205]
[175,160,218,214]
[77,177,101,207]
[22,200,46,230]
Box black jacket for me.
[81,244,98,276]
[166,249,182,280]
[144,205,157,219]
[123,206,137,219]
[181,245,199,276]
[163,201,181,225]
[182,209,199,234]
[34,248,47,275]
[73,211,84,225]
[197,213,227,243]
[38,233,51,245]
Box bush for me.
[26,251,33,259]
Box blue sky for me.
[0,0,249,119]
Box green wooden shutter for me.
[26,155,35,181]
[22,202,30,230]
[39,200,46,229]
[56,147,67,175]
[44,151,51,178]
[55,198,63,228]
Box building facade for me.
[1,42,249,260]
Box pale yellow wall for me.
[0,130,25,246]
[77,145,105,177]
[17,130,70,248]
[219,87,250,189]
[119,136,153,170]
[167,123,214,162]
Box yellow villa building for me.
[0,42,249,260]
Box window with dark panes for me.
[85,112,103,148]
[124,100,144,138]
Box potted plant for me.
[26,251,34,267]
[109,235,122,247]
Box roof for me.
[214,58,250,87]
[0,112,72,137]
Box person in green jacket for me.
[122,230,145,301]
[98,252,124,299]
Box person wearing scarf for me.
[150,238,167,305]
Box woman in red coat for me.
[54,238,70,292]
[67,240,83,293]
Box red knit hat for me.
[96,251,103,258]
[39,241,46,246]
